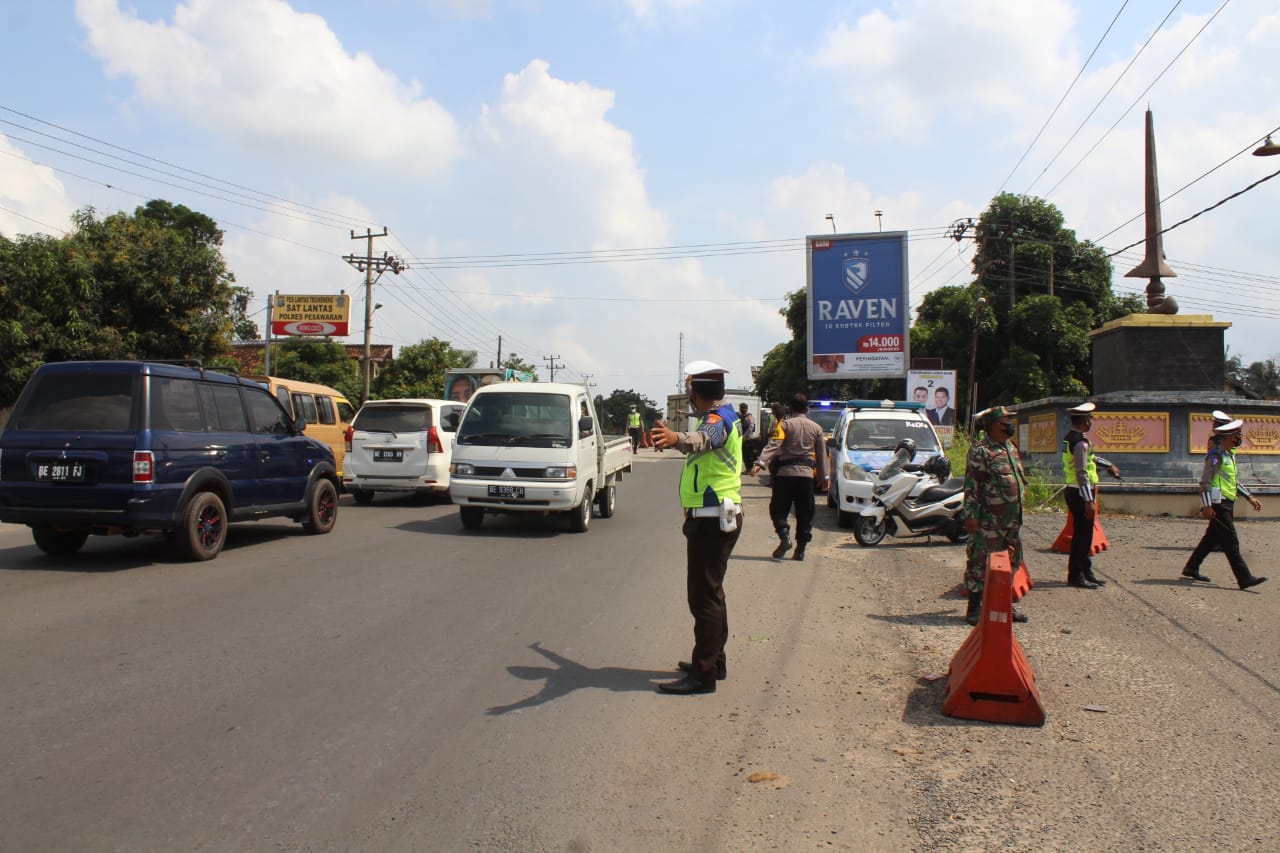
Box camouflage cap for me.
[974,405,1012,430]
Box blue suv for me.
[0,360,340,561]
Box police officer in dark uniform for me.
[651,360,744,694]
[1062,402,1120,589]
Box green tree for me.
[270,338,361,402]
[596,389,658,433]
[1243,359,1280,398]
[910,193,1140,414]
[500,352,538,379]
[0,202,242,408]
[370,338,477,400]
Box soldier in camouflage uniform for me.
[961,406,1028,625]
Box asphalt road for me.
[1,456,1277,851]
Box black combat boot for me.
[965,591,982,626]
[772,528,792,559]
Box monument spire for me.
[1124,108,1178,313]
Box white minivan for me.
[342,398,466,504]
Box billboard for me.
[270,294,351,337]
[807,232,909,380]
[908,369,957,448]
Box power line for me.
[1040,0,1233,200]
[1022,0,1185,196]
[999,0,1132,191]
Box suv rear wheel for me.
[32,525,89,556]
[303,479,339,534]
[351,489,375,506]
[176,492,228,561]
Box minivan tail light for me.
[344,425,354,452]
[133,451,154,484]
[427,426,444,454]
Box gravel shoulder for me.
[714,480,1279,851]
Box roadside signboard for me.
[908,369,957,448]
[807,232,909,380]
[270,294,351,337]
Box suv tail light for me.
[427,426,444,454]
[344,425,354,452]
[133,450,155,484]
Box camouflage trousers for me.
[964,524,1023,593]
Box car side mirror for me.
[294,415,308,433]
[579,416,594,436]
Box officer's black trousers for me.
[1064,487,1095,580]
[683,514,743,682]
[770,475,816,543]
[1185,499,1255,587]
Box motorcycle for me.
[852,454,968,546]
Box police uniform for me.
[1062,401,1116,589]
[962,406,1027,623]
[627,407,642,453]
[1182,419,1267,590]
[657,361,744,694]
[753,401,827,561]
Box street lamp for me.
[1254,134,1280,156]
[825,213,837,233]
[875,210,883,231]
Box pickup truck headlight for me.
[451,462,475,476]
[544,465,577,479]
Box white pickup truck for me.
[448,382,633,531]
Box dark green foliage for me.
[0,203,241,408]
[267,338,361,402]
[369,338,477,400]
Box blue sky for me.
[2,0,1277,407]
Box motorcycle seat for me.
[916,478,964,503]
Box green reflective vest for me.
[1212,450,1239,501]
[627,411,641,429]
[1061,433,1098,486]
[679,404,743,508]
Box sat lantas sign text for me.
[270,294,351,337]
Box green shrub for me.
[946,431,1064,513]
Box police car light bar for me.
[845,399,926,411]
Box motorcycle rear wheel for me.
[853,515,887,546]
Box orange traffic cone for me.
[1011,556,1034,602]
[942,551,1046,726]
[1050,511,1111,555]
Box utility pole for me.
[264,292,276,375]
[677,331,685,393]
[496,336,503,372]
[543,354,564,382]
[343,228,404,404]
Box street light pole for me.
[967,296,987,431]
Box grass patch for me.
[946,432,1064,513]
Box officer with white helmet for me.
[651,360,744,694]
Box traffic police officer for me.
[1182,419,1268,590]
[1062,402,1120,589]
[651,361,744,694]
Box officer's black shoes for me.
[1083,572,1107,586]
[658,674,716,695]
[678,660,727,680]
[1181,570,1212,583]
[965,593,982,626]
[771,537,792,559]
[1011,608,1029,623]
[1241,576,1269,590]
[792,545,806,561]
[1068,577,1100,589]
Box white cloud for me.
[0,136,78,237]
[810,0,1078,140]
[75,0,461,176]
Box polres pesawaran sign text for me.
[270,294,351,337]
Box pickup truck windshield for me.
[456,392,573,446]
